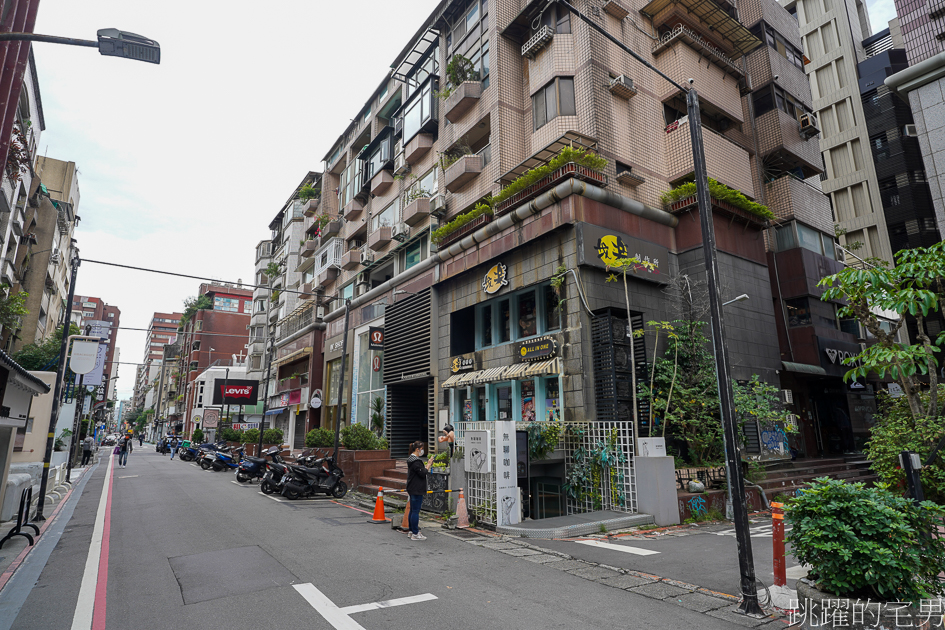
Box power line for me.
[117,326,256,340]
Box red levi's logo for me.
[222,385,253,399]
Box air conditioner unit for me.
[904,124,918,137]
[315,306,326,319]
[360,249,375,265]
[780,389,794,404]
[798,112,820,139]
[522,24,554,59]
[394,152,408,175]
[391,222,410,242]
[430,194,447,218]
[785,414,799,431]
[355,271,368,284]
[49,252,61,265]
[355,282,369,297]
[608,75,637,99]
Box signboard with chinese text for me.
[577,223,669,284]
[464,430,491,473]
[482,263,509,295]
[450,354,476,373]
[496,421,520,526]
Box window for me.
[785,297,812,327]
[544,285,561,331]
[531,3,570,35]
[108,313,114,318]
[372,198,400,231]
[255,300,266,313]
[749,22,805,70]
[405,168,438,204]
[774,224,796,250]
[532,77,576,130]
[481,305,492,346]
[476,282,560,348]
[403,236,426,270]
[214,296,241,312]
[518,291,537,337]
[244,300,252,313]
[363,130,392,182]
[839,318,859,336]
[498,299,511,342]
[797,223,823,254]
[402,78,436,143]
[355,331,385,428]
[751,84,811,121]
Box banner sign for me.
[69,339,100,374]
[202,408,219,428]
[211,379,260,405]
[496,421,520,526]
[577,223,668,284]
[464,430,491,473]
[368,327,384,350]
[232,423,259,430]
[83,343,108,386]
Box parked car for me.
[102,434,118,446]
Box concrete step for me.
[761,461,871,479]
[382,468,409,481]
[371,476,408,490]
[359,483,408,502]
[756,469,877,493]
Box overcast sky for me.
[32,0,896,402]
[867,0,897,34]
[32,0,442,400]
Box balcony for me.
[300,239,319,258]
[343,199,363,221]
[370,170,394,196]
[312,237,344,277]
[255,240,271,263]
[11,208,24,237]
[764,175,832,234]
[367,226,393,251]
[404,133,434,165]
[344,219,367,240]
[664,117,754,198]
[299,282,314,299]
[301,199,320,217]
[641,0,762,59]
[654,34,744,123]
[321,220,342,238]
[652,25,744,79]
[341,249,361,270]
[316,268,338,288]
[402,197,431,226]
[444,81,482,124]
[1,258,15,286]
[602,0,630,19]
[444,155,483,193]
[755,108,823,178]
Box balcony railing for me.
[652,25,742,77]
[313,237,344,278]
[277,306,315,340]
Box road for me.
[1,446,761,630]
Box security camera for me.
[687,78,694,85]
[774,75,779,81]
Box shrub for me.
[306,427,334,448]
[340,423,388,450]
[867,388,945,504]
[526,421,562,460]
[263,428,284,444]
[490,146,608,209]
[191,428,204,444]
[431,202,493,245]
[220,428,243,442]
[659,178,774,220]
[786,478,945,602]
[243,428,260,444]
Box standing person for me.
[405,440,433,541]
[437,424,455,458]
[81,434,94,466]
[169,436,179,460]
[138,433,144,447]
[118,434,133,468]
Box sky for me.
[32,0,442,401]
[31,0,897,402]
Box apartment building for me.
[69,295,121,401]
[286,0,881,524]
[133,311,181,411]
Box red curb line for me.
[92,457,115,630]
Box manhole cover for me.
[168,545,296,604]
[443,529,484,539]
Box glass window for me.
[518,291,537,337]
[775,224,796,251]
[404,237,425,270]
[785,297,812,327]
[372,198,400,231]
[356,331,385,429]
[544,285,561,331]
[797,223,824,254]
[499,299,511,343]
[545,377,560,422]
[481,305,492,346]
[532,77,575,130]
[821,233,836,260]
[558,78,575,116]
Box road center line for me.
[340,593,438,614]
[71,453,114,630]
[575,540,660,556]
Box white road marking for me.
[715,524,792,538]
[293,583,437,630]
[259,492,287,502]
[231,480,253,486]
[575,540,660,556]
[71,453,114,630]
[340,593,438,614]
[785,564,809,579]
[117,475,138,479]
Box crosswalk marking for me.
[575,539,660,556]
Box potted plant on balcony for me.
[660,178,774,222]
[435,54,477,100]
[491,145,608,215]
[431,202,493,247]
[299,183,321,216]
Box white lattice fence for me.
[456,421,497,525]
[563,421,636,515]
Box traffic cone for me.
[456,488,470,529]
[370,487,390,523]
[400,505,410,532]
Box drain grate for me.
[443,528,485,539]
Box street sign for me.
[69,339,100,374]
[310,389,323,409]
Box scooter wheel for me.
[331,481,348,499]
[283,488,301,500]
[236,472,249,483]
[200,460,211,470]
[260,480,274,495]
[211,463,224,472]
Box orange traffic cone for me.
[400,505,410,532]
[370,487,390,523]
[456,488,470,529]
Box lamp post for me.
[0,29,160,63]
[555,0,762,615]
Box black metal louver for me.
[592,309,649,433]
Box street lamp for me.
[0,29,160,64]
[723,294,750,307]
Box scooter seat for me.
[245,456,267,464]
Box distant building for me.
[69,296,121,401]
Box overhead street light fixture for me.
[0,29,160,64]
[723,294,750,307]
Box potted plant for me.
[787,478,945,628]
[370,396,385,436]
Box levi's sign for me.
[211,379,259,405]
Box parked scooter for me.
[280,456,347,499]
[197,445,230,470]
[180,441,225,462]
[210,446,244,472]
[237,445,282,483]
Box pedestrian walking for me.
[406,440,433,541]
[117,434,133,468]
[81,435,94,466]
[138,433,143,447]
[438,424,455,458]
[169,436,179,460]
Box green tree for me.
[732,374,792,443]
[180,294,212,325]
[0,285,28,334]
[13,323,80,370]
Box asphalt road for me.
[5,446,747,630]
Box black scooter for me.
[280,456,347,500]
[237,445,282,483]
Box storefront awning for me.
[505,363,531,380]
[441,373,467,388]
[265,407,287,416]
[781,361,826,376]
[272,347,312,368]
[525,357,561,377]
[475,366,509,384]
[442,359,563,388]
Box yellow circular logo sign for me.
[520,347,527,357]
[596,234,629,267]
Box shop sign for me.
[887,383,903,398]
[465,430,491,473]
[372,356,381,372]
[203,408,219,429]
[368,327,384,350]
[400,371,429,381]
[288,390,302,405]
[328,339,344,353]
[450,355,476,373]
[816,337,863,377]
[577,223,668,283]
[232,423,259,430]
[482,262,509,295]
[518,336,557,362]
[496,421,520,526]
[211,379,260,405]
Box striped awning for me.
[525,357,561,377]
[475,366,509,384]
[505,363,531,380]
[441,373,466,388]
[442,359,562,388]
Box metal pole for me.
[65,373,85,483]
[34,254,80,521]
[332,300,352,461]
[0,32,98,47]
[687,88,762,615]
[222,366,229,427]
[258,283,275,457]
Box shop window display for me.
[518,291,537,337]
[475,282,562,350]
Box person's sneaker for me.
[411,533,427,541]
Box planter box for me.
[244,443,283,457]
[341,249,360,270]
[305,447,393,489]
[367,226,392,251]
[300,240,318,258]
[445,154,483,193]
[301,199,320,217]
[437,212,492,248]
[370,170,394,196]
[444,81,482,124]
[667,195,768,225]
[343,199,363,221]
[422,470,450,513]
[404,133,434,164]
[602,0,630,19]
[300,281,314,298]
[317,267,338,287]
[321,220,342,238]
[494,162,608,216]
[344,219,367,240]
[402,197,431,226]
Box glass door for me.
[496,383,512,421]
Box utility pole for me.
[34,254,79,521]
[556,0,763,615]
